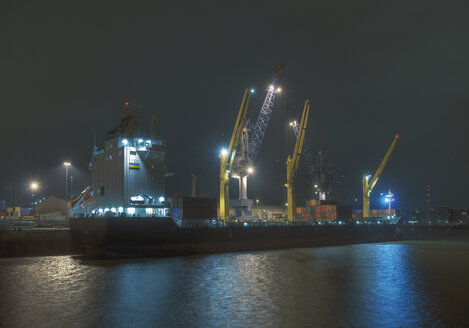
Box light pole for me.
[70,176,74,200]
[64,162,71,218]
[30,181,39,215]
[30,181,39,199]
[385,189,394,210]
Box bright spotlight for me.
[247,167,254,174]
[220,148,228,157]
[268,84,274,91]
[159,196,165,202]
[63,162,71,167]
[122,139,128,145]
[30,182,39,191]
[250,88,255,93]
[276,87,282,93]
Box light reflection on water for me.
[1,241,468,327]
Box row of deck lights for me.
[91,205,168,216]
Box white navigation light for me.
[250,88,255,93]
[276,87,282,93]
[247,167,254,174]
[159,196,165,203]
[127,207,136,215]
[122,139,128,145]
[220,148,228,157]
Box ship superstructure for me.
[75,102,169,218]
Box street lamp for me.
[385,189,394,210]
[63,162,71,200]
[30,181,39,196]
[64,162,71,217]
[30,181,39,215]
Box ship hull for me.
[70,217,401,257]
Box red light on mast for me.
[125,101,129,106]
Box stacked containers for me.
[370,209,396,216]
[296,207,308,220]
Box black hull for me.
[70,218,401,257]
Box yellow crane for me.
[219,89,251,221]
[285,100,310,222]
[362,134,399,218]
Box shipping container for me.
[178,197,217,219]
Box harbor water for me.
[1,240,468,327]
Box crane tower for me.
[231,64,285,217]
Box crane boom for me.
[248,63,285,163]
[290,120,316,197]
[362,134,399,218]
[285,100,310,222]
[219,89,251,221]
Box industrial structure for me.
[285,100,310,221]
[231,64,284,217]
[71,102,169,217]
[219,89,251,221]
[291,122,332,200]
[362,135,399,218]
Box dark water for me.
[1,241,468,328]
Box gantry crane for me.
[362,135,399,218]
[285,100,310,222]
[233,64,285,205]
[219,89,251,221]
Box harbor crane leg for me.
[285,100,310,222]
[219,89,250,222]
[362,135,399,218]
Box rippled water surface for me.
[1,241,469,327]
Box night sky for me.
[1,0,468,209]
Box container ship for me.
[69,102,400,257]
